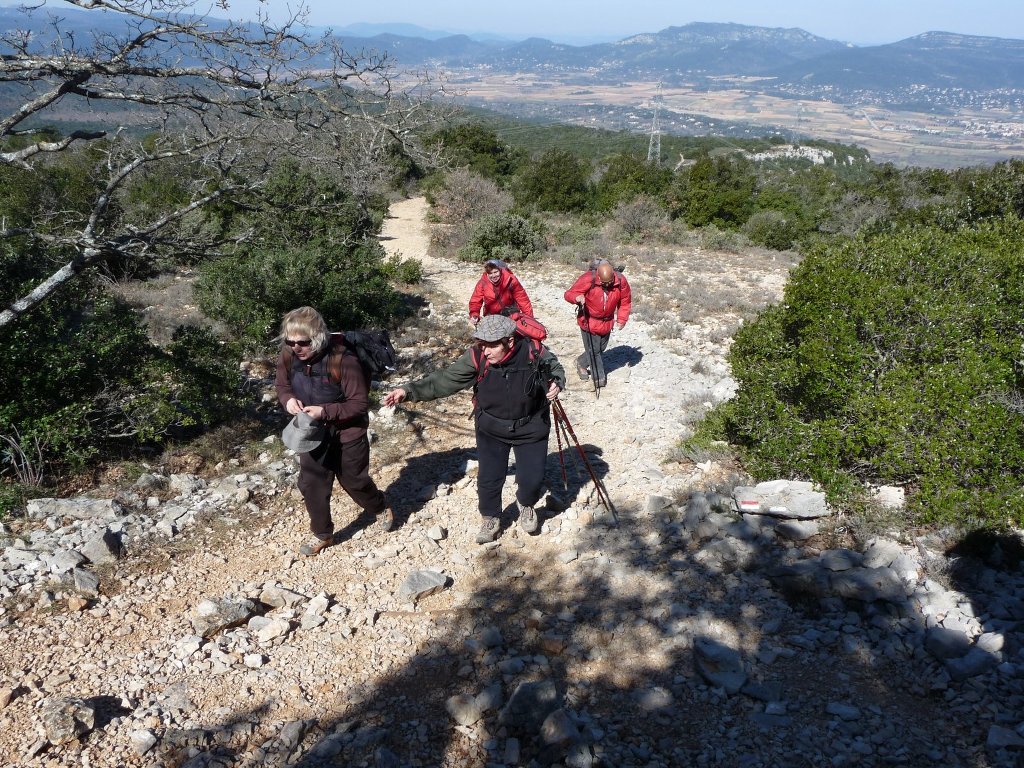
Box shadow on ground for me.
[151,477,990,767]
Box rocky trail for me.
[0,197,1022,768]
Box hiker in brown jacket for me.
[275,306,392,556]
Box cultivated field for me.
[444,70,1024,167]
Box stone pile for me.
[0,460,297,607]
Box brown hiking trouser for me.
[297,434,386,537]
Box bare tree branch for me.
[0,0,453,328]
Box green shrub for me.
[0,290,245,477]
[698,225,747,252]
[595,153,672,212]
[715,218,1024,525]
[458,213,546,263]
[513,149,592,213]
[196,241,403,346]
[427,123,521,182]
[195,159,404,345]
[548,219,602,248]
[741,210,798,251]
[383,253,423,285]
[672,155,755,228]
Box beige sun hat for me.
[281,411,327,453]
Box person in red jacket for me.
[563,260,631,388]
[468,259,534,325]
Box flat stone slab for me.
[398,569,448,602]
[925,627,972,660]
[830,566,908,603]
[27,497,125,521]
[694,637,747,694]
[733,480,829,519]
[191,597,258,638]
[775,519,819,541]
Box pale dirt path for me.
[380,196,715,512]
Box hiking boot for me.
[517,504,539,534]
[377,507,395,532]
[475,516,500,544]
[575,360,590,380]
[299,534,334,557]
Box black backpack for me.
[339,330,397,381]
[283,330,397,392]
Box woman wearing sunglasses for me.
[275,306,392,556]
[382,314,564,545]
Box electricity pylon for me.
[646,83,663,165]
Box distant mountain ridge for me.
[764,31,1024,91]
[329,21,1024,92]
[2,10,1023,95]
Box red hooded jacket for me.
[564,270,631,336]
[469,267,534,320]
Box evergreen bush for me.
[741,210,798,251]
[713,219,1024,525]
[195,160,403,346]
[458,213,546,264]
[513,149,592,213]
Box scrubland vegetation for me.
[1,50,1021,531]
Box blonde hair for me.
[278,306,329,355]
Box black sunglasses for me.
[285,339,312,348]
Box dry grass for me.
[617,241,795,343]
[112,271,228,346]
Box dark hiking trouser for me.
[297,434,386,538]
[475,429,548,519]
[577,329,610,387]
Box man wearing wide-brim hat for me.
[383,315,565,544]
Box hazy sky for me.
[1,0,1022,45]
[202,0,1024,45]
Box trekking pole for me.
[552,400,614,521]
[555,406,583,482]
[577,302,601,399]
[551,399,618,523]
[553,405,569,490]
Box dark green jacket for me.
[404,341,565,403]
[405,340,565,443]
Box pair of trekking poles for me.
[551,397,618,524]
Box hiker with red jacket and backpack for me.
[382,314,565,544]
[469,259,534,325]
[564,260,632,389]
[275,306,393,557]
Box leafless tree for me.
[0,0,449,327]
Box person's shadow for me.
[330,448,478,544]
[382,446,478,531]
[604,344,643,375]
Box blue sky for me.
[2,0,1022,45]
